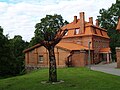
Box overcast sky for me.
[0,0,116,41]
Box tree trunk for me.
[48,46,57,82]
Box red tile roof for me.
[23,43,41,53]
[62,20,80,30]
[23,42,93,53]
[56,42,93,51]
[99,48,111,53]
[62,19,109,39]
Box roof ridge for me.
[23,43,41,53]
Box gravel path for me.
[91,63,120,76]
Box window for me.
[38,55,44,62]
[65,31,68,35]
[74,29,79,35]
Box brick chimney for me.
[96,19,99,27]
[89,17,93,24]
[73,16,77,23]
[80,12,85,34]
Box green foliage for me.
[9,35,29,75]
[0,26,13,76]
[29,14,68,46]
[0,68,120,90]
[0,26,29,77]
[97,0,120,61]
[29,14,68,82]
[98,0,120,31]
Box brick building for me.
[23,12,111,69]
[116,17,120,68]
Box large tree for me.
[0,27,29,77]
[98,0,120,31]
[97,0,120,61]
[9,35,29,75]
[0,26,13,76]
[34,14,68,82]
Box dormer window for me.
[74,28,79,35]
[65,31,68,35]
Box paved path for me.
[91,63,120,76]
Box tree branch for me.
[53,29,68,45]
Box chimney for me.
[96,19,99,27]
[80,12,85,34]
[116,17,120,31]
[73,16,77,23]
[89,17,93,24]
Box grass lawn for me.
[0,67,120,90]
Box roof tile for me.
[99,48,111,53]
[56,42,93,51]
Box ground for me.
[0,67,120,90]
[91,62,120,76]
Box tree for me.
[29,14,69,47]
[0,26,13,76]
[0,28,29,77]
[0,26,29,77]
[34,14,68,82]
[97,0,120,61]
[9,35,29,74]
[98,0,120,31]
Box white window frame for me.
[65,31,68,35]
[38,55,44,62]
[74,28,79,35]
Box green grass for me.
[0,67,120,90]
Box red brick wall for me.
[116,47,120,68]
[81,36,92,48]
[61,36,93,48]
[72,51,86,67]
[29,50,35,65]
[93,36,109,63]
[25,46,92,68]
[25,36,109,68]
[25,46,70,68]
[57,48,69,67]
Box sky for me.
[0,0,116,41]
